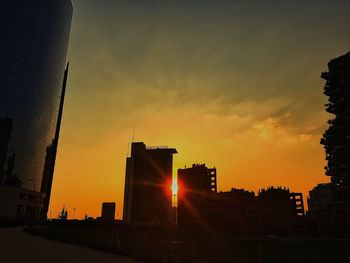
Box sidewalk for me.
[0,227,140,263]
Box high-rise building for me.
[0,0,73,221]
[123,142,177,225]
[320,52,350,186]
[308,52,350,237]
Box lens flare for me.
[171,175,178,207]
[172,179,178,196]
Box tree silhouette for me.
[57,206,68,220]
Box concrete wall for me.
[0,185,20,217]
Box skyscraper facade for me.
[0,0,73,221]
[123,142,177,225]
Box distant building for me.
[258,187,305,237]
[308,52,350,237]
[308,183,350,237]
[101,202,116,221]
[177,164,217,226]
[123,142,177,225]
[215,187,305,237]
[178,164,217,193]
[307,183,336,236]
[214,188,258,235]
[0,0,73,222]
[176,166,305,237]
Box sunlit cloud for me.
[50,0,350,219]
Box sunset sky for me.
[49,0,350,219]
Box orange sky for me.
[49,0,350,219]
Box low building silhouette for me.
[178,164,217,193]
[101,202,116,222]
[177,164,217,227]
[258,187,305,237]
[214,188,258,235]
[123,142,177,225]
[308,183,337,236]
[176,164,305,236]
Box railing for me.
[146,146,169,150]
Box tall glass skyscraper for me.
[0,0,73,221]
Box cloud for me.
[51,0,349,218]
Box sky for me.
[49,0,350,219]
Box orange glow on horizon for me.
[47,0,346,220]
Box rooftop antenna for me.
[132,125,135,142]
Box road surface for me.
[0,227,140,263]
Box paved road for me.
[0,227,140,263]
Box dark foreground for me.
[24,221,350,263]
[0,227,139,263]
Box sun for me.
[171,175,178,207]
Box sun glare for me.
[172,178,178,196]
[171,175,178,207]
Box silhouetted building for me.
[123,142,177,225]
[308,183,350,237]
[0,0,72,221]
[40,64,69,220]
[101,202,116,221]
[308,183,337,236]
[290,192,305,216]
[308,52,350,237]
[258,187,305,237]
[178,164,217,193]
[214,188,258,235]
[0,118,13,184]
[321,52,350,186]
[176,166,305,237]
[177,164,217,226]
